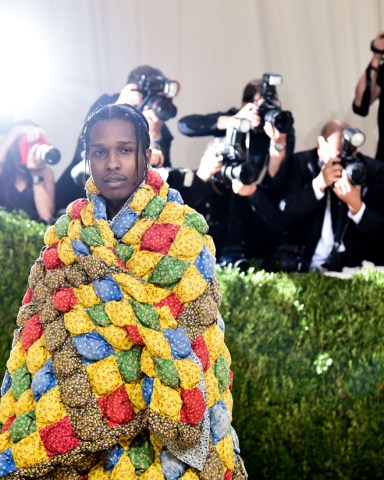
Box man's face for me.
[116,83,143,106]
[318,131,343,164]
[88,118,149,216]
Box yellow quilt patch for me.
[74,283,100,308]
[113,273,147,303]
[126,250,162,279]
[122,218,153,246]
[12,431,48,469]
[168,226,204,261]
[64,306,94,335]
[87,356,123,396]
[150,378,182,420]
[6,341,26,375]
[138,327,172,359]
[96,325,133,351]
[104,300,136,327]
[174,265,207,303]
[35,386,66,429]
[26,337,49,375]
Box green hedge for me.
[0,210,46,376]
[1,210,384,479]
[218,267,384,479]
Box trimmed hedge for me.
[218,267,384,479]
[0,210,384,478]
[0,210,46,377]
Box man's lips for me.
[103,175,127,184]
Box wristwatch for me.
[32,175,44,185]
[271,142,286,152]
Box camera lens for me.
[34,144,61,165]
[149,97,177,121]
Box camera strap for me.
[244,131,268,185]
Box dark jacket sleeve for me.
[354,156,384,239]
[177,108,238,137]
[352,64,374,117]
[248,188,284,237]
[277,149,324,229]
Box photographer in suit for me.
[272,120,384,272]
[56,65,179,211]
[352,32,384,161]
[177,75,295,269]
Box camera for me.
[18,133,61,165]
[339,128,367,185]
[136,74,180,121]
[217,118,267,185]
[257,73,294,133]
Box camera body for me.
[136,75,180,121]
[339,128,367,185]
[217,119,267,186]
[257,73,294,134]
[18,133,61,166]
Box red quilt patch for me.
[140,223,180,254]
[191,335,210,372]
[180,387,206,425]
[39,416,80,457]
[97,385,135,427]
[21,314,43,351]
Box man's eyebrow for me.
[89,140,137,147]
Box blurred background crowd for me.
[1,0,384,274]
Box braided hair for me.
[81,103,151,183]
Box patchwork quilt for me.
[0,169,247,479]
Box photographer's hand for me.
[216,103,260,130]
[196,138,226,182]
[0,125,43,170]
[232,179,257,196]
[313,156,343,192]
[264,121,288,177]
[25,148,55,222]
[142,107,164,142]
[196,151,222,182]
[333,169,363,214]
[149,147,164,168]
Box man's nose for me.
[106,151,121,169]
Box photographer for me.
[176,76,295,269]
[270,120,384,272]
[178,76,295,166]
[0,122,56,222]
[55,65,179,211]
[352,32,384,161]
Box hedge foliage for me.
[218,266,384,479]
[1,210,384,479]
[0,210,46,377]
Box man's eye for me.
[94,149,105,156]
[121,147,133,154]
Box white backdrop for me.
[0,0,383,178]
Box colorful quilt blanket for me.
[0,169,247,479]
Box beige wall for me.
[1,0,384,178]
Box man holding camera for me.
[55,65,179,211]
[177,75,295,269]
[270,120,384,272]
[352,32,384,161]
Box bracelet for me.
[32,175,44,185]
[270,142,286,153]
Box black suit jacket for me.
[279,148,384,268]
